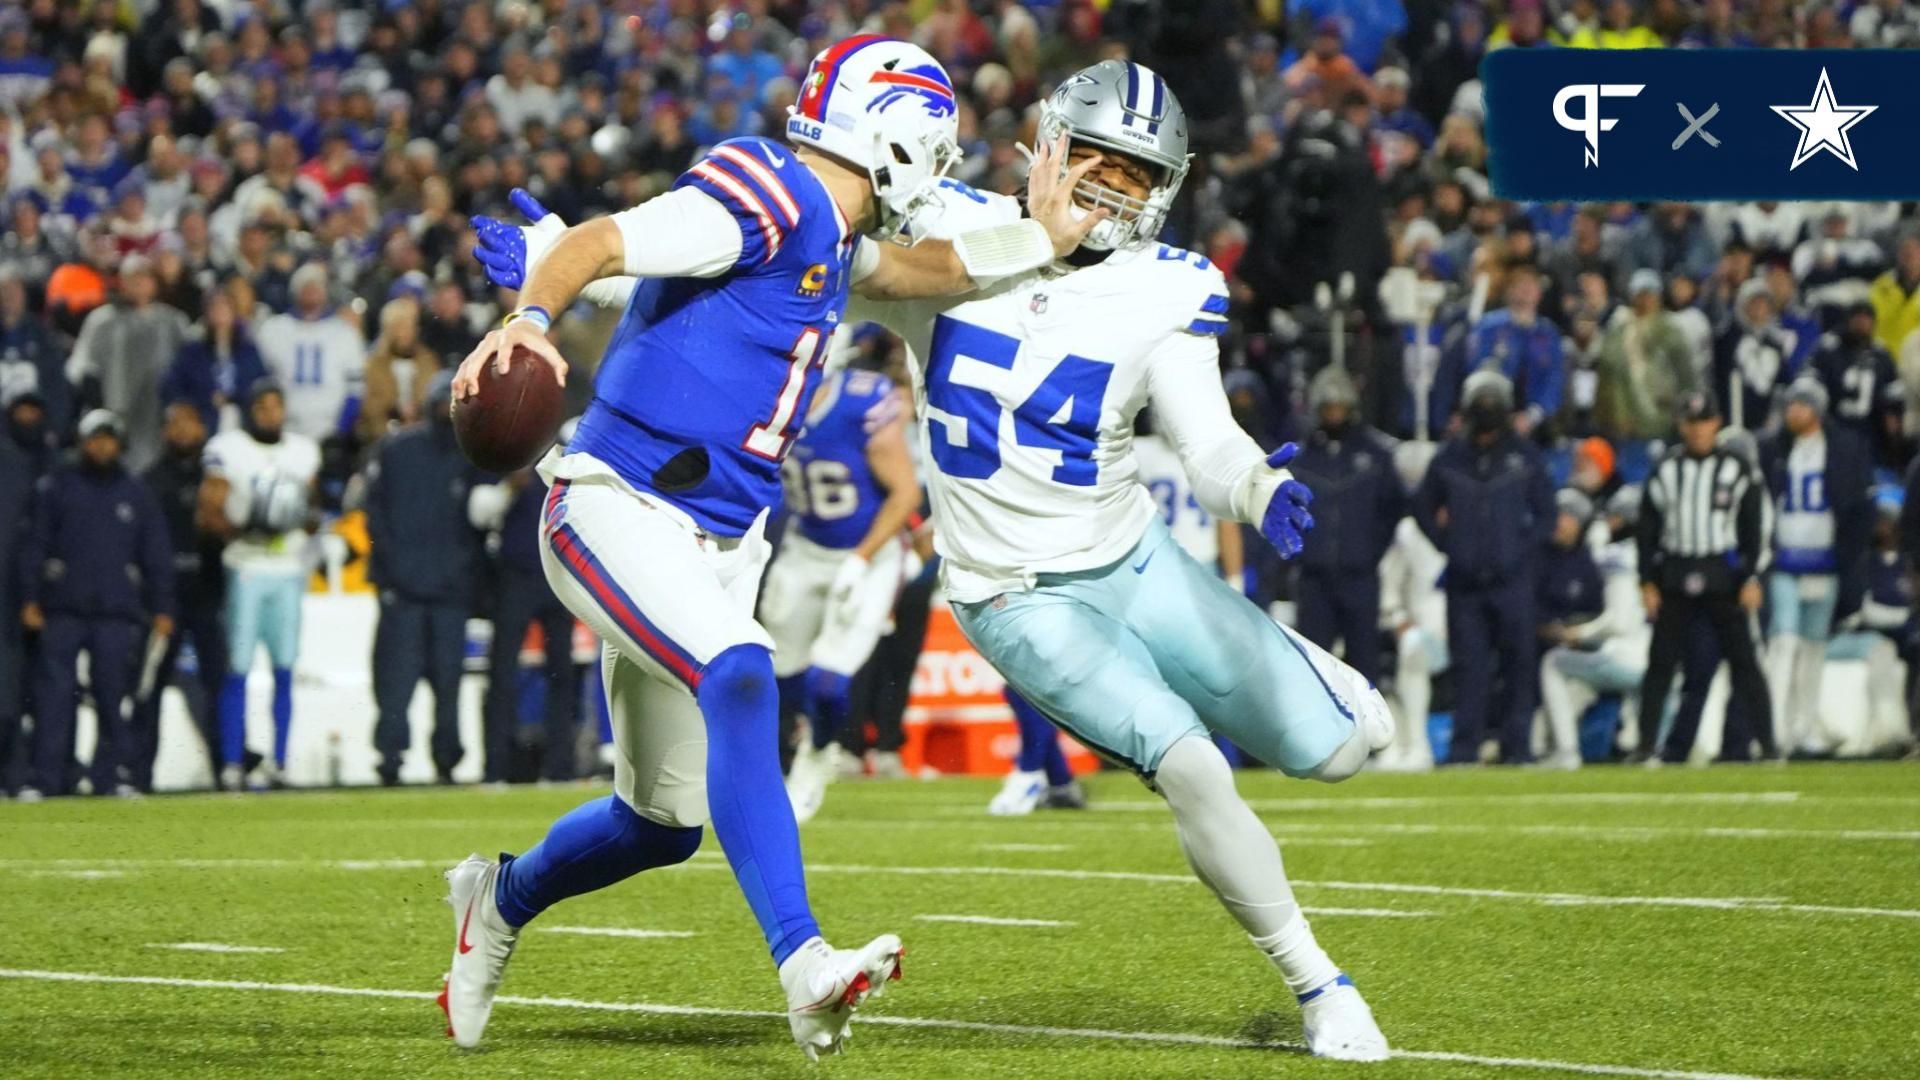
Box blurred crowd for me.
[5,0,1920,796]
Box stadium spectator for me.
[1288,367,1406,685]
[0,271,66,441]
[363,373,482,786]
[1595,269,1695,441]
[1413,371,1555,764]
[1871,233,1920,358]
[133,400,226,791]
[358,296,441,445]
[1635,392,1775,763]
[1713,279,1798,433]
[64,254,191,473]
[1467,264,1564,435]
[1,198,75,308]
[256,263,366,445]
[1794,209,1886,326]
[199,380,319,790]
[1810,302,1904,468]
[19,409,174,800]
[1761,380,1873,758]
[161,287,266,434]
[1624,203,1718,288]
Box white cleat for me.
[439,854,521,1048]
[1300,974,1390,1062]
[785,743,840,825]
[778,933,904,1060]
[987,769,1046,816]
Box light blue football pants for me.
[952,518,1360,778]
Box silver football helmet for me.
[1036,60,1192,251]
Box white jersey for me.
[851,187,1262,602]
[256,312,366,442]
[1380,517,1446,642]
[1133,432,1218,566]
[204,428,322,574]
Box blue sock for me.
[1007,689,1073,785]
[1040,735,1073,788]
[1214,734,1245,768]
[699,645,819,966]
[271,668,294,766]
[776,673,807,747]
[804,668,851,751]
[494,794,702,927]
[219,674,248,766]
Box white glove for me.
[827,554,870,613]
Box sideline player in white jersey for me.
[482,59,1394,1061]
[847,62,1392,1060]
[197,379,320,790]
[764,363,920,822]
[453,36,1108,1058]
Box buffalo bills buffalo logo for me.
[866,62,956,118]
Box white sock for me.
[1154,737,1341,997]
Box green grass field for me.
[2,763,1916,1079]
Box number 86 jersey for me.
[849,181,1234,602]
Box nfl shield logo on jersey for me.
[1030,293,1048,315]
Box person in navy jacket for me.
[363,373,486,784]
[1412,371,1556,763]
[1288,366,1407,684]
[18,410,174,798]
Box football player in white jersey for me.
[197,379,321,790]
[843,65,1393,1059]
[470,59,1389,1062]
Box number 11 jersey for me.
[568,137,860,537]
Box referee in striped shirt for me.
[1634,390,1776,762]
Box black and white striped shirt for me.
[1641,448,1772,581]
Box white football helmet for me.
[786,35,961,242]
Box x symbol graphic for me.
[1673,102,1721,149]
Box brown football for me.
[452,344,566,473]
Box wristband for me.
[953,219,1055,281]
[503,305,552,332]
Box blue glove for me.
[469,189,551,291]
[1259,443,1315,560]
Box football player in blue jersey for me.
[440,36,1106,1058]
[760,362,920,823]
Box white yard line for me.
[3,856,1908,920]
[0,967,1798,1080]
[542,926,696,940]
[1085,792,1806,811]
[1302,907,1437,918]
[145,943,286,954]
[976,843,1073,853]
[812,816,1920,844]
[915,914,1075,928]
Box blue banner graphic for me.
[1484,49,1920,201]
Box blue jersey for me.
[569,137,859,535]
[781,367,901,550]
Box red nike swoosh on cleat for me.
[457,897,476,955]
[437,978,453,1038]
[839,971,872,1007]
